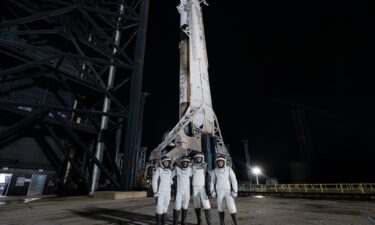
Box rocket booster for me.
[178,0,214,133]
[178,0,189,118]
[149,0,227,162]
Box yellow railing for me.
[238,183,375,195]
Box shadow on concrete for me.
[70,207,196,225]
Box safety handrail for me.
[238,183,375,194]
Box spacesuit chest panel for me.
[192,164,206,187]
[158,168,172,192]
[214,167,231,190]
[176,167,191,191]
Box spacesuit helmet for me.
[215,155,226,168]
[180,156,190,169]
[160,155,171,169]
[194,152,204,164]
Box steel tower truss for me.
[0,0,149,193]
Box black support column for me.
[120,0,149,191]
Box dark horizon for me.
[142,0,374,183]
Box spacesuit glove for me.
[231,191,238,197]
[153,192,160,198]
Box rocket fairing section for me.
[149,0,228,164]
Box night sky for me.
[141,0,374,183]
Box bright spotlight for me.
[252,167,261,175]
[252,166,262,184]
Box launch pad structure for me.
[1,0,231,195]
[0,0,149,195]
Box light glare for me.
[252,167,261,175]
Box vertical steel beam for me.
[121,0,149,191]
[243,139,253,184]
[90,4,125,195]
[136,92,148,154]
[114,117,124,170]
[133,92,148,186]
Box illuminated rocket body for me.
[150,0,228,163]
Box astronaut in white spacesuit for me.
[192,152,212,225]
[210,155,239,225]
[172,155,192,225]
[152,155,173,225]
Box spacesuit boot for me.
[219,211,225,225]
[204,209,212,225]
[173,209,180,225]
[195,208,202,225]
[181,209,188,225]
[156,213,163,225]
[230,213,239,225]
[162,213,167,225]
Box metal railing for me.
[238,183,375,195]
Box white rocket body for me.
[150,0,227,163]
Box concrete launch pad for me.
[0,195,374,225]
[94,191,147,200]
